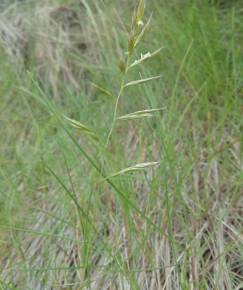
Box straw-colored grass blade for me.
[118,113,153,120]
[124,75,161,88]
[117,107,166,121]
[129,48,163,69]
[105,161,160,179]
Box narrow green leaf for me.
[64,116,99,140]
[91,82,114,98]
[62,124,165,233]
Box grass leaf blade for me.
[117,107,165,121]
[124,75,161,88]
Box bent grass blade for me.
[64,116,99,141]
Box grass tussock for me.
[0,0,242,289]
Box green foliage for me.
[0,0,242,289]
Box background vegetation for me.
[0,0,242,289]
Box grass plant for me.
[0,0,242,289]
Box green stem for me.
[106,55,130,147]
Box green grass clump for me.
[0,0,242,289]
